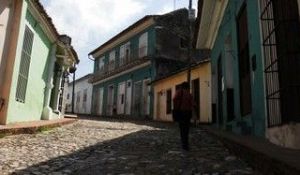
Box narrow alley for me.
[0,118,259,175]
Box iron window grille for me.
[260,0,300,127]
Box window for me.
[120,42,130,65]
[16,26,34,103]
[98,57,105,72]
[166,89,172,114]
[108,50,115,71]
[139,32,148,58]
[237,4,252,116]
[260,0,300,126]
[67,93,70,100]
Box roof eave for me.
[196,0,228,49]
[89,16,156,58]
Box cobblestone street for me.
[0,118,260,175]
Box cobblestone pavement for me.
[0,118,261,175]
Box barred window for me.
[16,26,34,103]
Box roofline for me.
[88,15,157,58]
[194,0,204,48]
[29,0,60,42]
[29,0,79,63]
[151,58,210,84]
[69,74,93,84]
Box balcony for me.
[90,46,151,83]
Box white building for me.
[65,74,93,115]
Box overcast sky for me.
[40,0,198,79]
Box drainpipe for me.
[42,44,57,120]
[69,66,77,114]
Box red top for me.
[173,89,194,111]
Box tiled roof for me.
[30,0,79,63]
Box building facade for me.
[0,0,78,124]
[89,9,191,119]
[65,74,93,115]
[153,60,211,123]
[197,0,300,149]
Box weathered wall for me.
[267,124,300,149]
[153,62,211,123]
[154,9,190,76]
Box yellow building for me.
[153,60,211,123]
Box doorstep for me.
[0,117,77,135]
[203,126,300,175]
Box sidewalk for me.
[0,117,77,135]
[203,126,300,175]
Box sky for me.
[40,0,198,79]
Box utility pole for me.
[69,66,76,114]
[187,0,195,86]
[71,71,75,113]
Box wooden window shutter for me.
[16,26,34,103]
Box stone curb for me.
[0,119,77,136]
[203,126,300,175]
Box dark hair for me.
[181,82,190,89]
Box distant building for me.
[65,74,93,115]
[0,0,79,124]
[89,9,194,119]
[152,59,211,123]
[196,0,300,149]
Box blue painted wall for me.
[211,0,266,137]
[92,25,156,118]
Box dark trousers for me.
[178,111,192,150]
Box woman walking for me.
[173,82,194,151]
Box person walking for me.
[173,82,194,151]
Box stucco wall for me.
[6,2,52,124]
[65,77,93,115]
[267,123,300,149]
[210,0,266,137]
[153,62,211,123]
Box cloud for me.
[40,0,198,78]
[42,0,146,50]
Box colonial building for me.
[152,59,211,123]
[89,9,191,119]
[0,0,79,124]
[65,74,93,115]
[196,0,300,149]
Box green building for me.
[0,0,79,124]
[89,9,192,119]
[196,0,300,149]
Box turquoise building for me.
[89,9,191,119]
[196,0,300,149]
[197,0,266,137]
[0,0,78,124]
